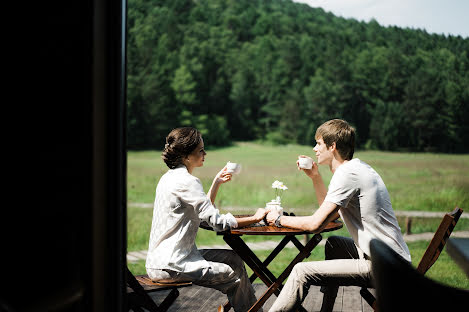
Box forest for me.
[126,0,469,152]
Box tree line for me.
[127,0,469,152]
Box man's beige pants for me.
[269,236,373,312]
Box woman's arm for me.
[235,208,268,228]
[207,167,232,204]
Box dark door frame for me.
[2,1,128,311]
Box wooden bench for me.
[126,267,192,312]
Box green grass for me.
[127,142,469,288]
[127,206,154,252]
[396,216,469,234]
[128,142,469,211]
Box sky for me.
[293,0,469,38]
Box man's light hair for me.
[315,119,355,160]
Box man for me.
[267,119,410,312]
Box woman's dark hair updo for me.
[162,127,202,169]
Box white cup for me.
[298,157,313,169]
[226,162,241,174]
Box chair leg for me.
[128,291,161,312]
[128,288,181,312]
[127,301,145,312]
[126,267,162,312]
[360,288,377,311]
[158,288,180,312]
[297,305,308,312]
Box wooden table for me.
[201,215,343,312]
[446,237,469,278]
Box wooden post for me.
[303,234,310,246]
[406,217,412,235]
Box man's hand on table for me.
[266,210,280,226]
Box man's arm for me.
[297,156,327,206]
[270,156,338,232]
[310,173,327,207]
[267,201,340,233]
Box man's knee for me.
[290,262,311,284]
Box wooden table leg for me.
[221,235,277,312]
[222,234,291,311]
[222,233,322,312]
[223,235,276,286]
[228,236,282,285]
[248,234,322,312]
[248,236,292,283]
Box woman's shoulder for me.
[169,167,202,187]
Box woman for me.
[146,127,267,312]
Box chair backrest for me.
[370,238,469,312]
[416,207,463,275]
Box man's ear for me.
[329,142,336,151]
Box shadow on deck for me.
[136,284,375,312]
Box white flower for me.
[271,180,288,202]
[272,180,282,189]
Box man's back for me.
[325,159,411,261]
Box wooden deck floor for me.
[140,284,375,312]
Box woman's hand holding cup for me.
[226,161,241,174]
[214,166,232,184]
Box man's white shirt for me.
[324,159,411,262]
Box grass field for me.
[127,142,469,289]
[128,142,469,211]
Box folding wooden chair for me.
[126,266,192,312]
[360,206,463,311]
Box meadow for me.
[127,142,469,289]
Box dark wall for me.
[2,1,126,311]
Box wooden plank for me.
[170,286,211,312]
[147,285,203,312]
[342,287,362,312]
[138,284,370,312]
[301,285,324,311]
[333,287,344,312]
[197,288,225,311]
